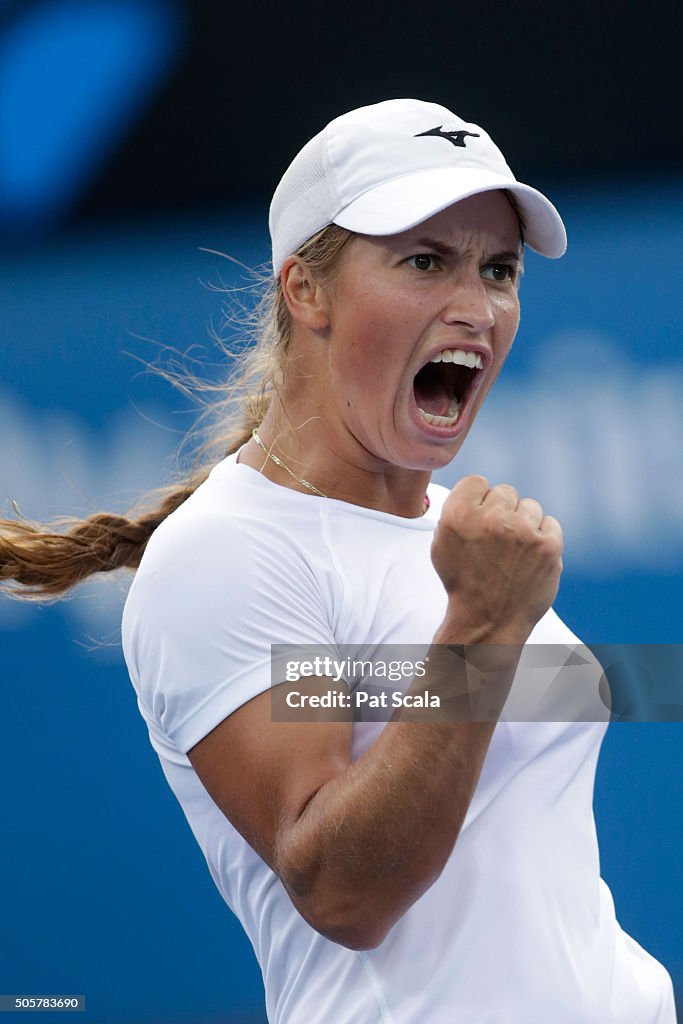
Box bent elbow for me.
[277,843,395,950]
[294,899,393,951]
[316,918,391,951]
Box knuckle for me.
[518,521,540,543]
[541,533,564,559]
[452,474,489,498]
[481,508,508,533]
[493,482,518,499]
[544,520,561,544]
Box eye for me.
[407,253,438,272]
[482,262,518,283]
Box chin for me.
[392,434,468,472]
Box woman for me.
[1,99,676,1023]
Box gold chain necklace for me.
[252,429,328,497]
[251,429,430,514]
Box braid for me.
[0,223,353,605]
[0,473,209,602]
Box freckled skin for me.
[242,191,522,516]
[189,199,567,962]
[322,193,520,461]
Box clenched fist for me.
[431,475,563,644]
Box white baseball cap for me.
[269,98,567,276]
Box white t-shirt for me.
[121,453,676,1024]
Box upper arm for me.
[126,510,355,908]
[186,677,353,884]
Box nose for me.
[441,269,495,334]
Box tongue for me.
[414,371,451,417]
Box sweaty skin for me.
[239,192,523,517]
[188,193,562,949]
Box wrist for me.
[435,609,531,648]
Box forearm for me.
[277,623,526,949]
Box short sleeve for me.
[122,507,339,754]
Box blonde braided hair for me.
[0,225,353,602]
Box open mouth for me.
[413,349,483,426]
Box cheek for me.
[329,316,384,394]
[331,290,409,372]
[493,293,521,351]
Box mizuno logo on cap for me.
[414,126,480,148]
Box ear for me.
[280,256,331,330]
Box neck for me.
[239,403,432,518]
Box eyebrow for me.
[413,236,523,262]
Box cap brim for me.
[333,166,567,259]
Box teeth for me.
[430,348,482,369]
[418,396,461,426]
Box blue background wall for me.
[1,1,681,1020]
[1,188,681,1022]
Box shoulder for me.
[121,461,339,751]
[122,457,335,667]
[136,456,325,589]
